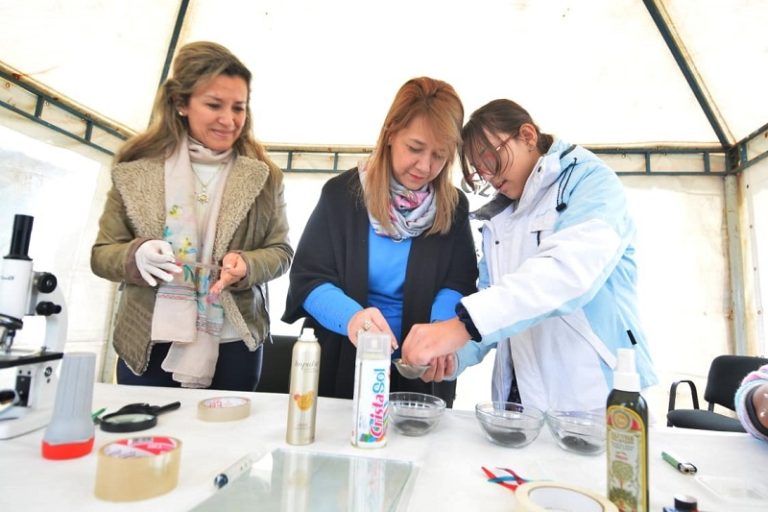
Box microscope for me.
[0,214,67,439]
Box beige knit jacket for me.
[91,156,293,375]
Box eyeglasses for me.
[469,133,515,183]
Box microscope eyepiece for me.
[6,214,34,261]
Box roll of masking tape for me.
[197,396,251,422]
[516,481,618,512]
[94,436,181,502]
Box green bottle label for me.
[607,405,647,512]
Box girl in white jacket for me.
[402,99,657,413]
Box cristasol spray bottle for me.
[351,331,390,448]
[606,347,648,512]
[286,328,321,445]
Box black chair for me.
[666,354,768,431]
[256,334,298,394]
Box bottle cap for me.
[298,328,316,342]
[673,494,698,510]
[613,348,640,392]
[357,331,390,358]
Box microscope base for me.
[0,406,53,440]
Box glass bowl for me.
[475,402,544,448]
[389,392,446,436]
[545,410,606,455]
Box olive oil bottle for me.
[606,348,648,512]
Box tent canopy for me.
[2,0,766,149]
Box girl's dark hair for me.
[460,99,553,186]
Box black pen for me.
[661,451,697,474]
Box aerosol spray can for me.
[351,331,390,448]
[286,328,321,445]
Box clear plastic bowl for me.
[475,402,544,448]
[545,410,606,455]
[389,392,446,436]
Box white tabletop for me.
[1,383,767,511]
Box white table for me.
[1,383,766,511]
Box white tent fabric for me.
[1,0,766,146]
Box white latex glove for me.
[134,240,180,286]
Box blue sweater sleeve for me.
[303,283,363,336]
[430,288,463,322]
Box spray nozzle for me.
[298,328,316,342]
[613,348,640,392]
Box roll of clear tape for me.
[515,481,618,512]
[94,436,182,502]
[197,396,251,422]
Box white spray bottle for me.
[351,331,390,448]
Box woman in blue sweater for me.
[282,77,478,406]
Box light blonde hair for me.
[365,77,464,236]
[116,41,279,174]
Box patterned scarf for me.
[152,136,233,387]
[360,163,437,240]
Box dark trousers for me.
[117,341,263,391]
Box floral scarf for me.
[151,137,233,387]
[360,163,437,240]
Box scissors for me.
[481,466,530,491]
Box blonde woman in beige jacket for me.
[92,42,292,390]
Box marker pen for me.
[213,449,267,489]
[214,454,253,489]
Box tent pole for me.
[724,174,748,355]
[158,0,191,87]
[643,0,732,148]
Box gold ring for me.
[362,319,372,331]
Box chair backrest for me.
[256,334,298,394]
[703,355,768,411]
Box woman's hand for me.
[135,240,181,286]
[209,252,247,298]
[347,307,398,351]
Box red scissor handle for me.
[481,466,529,492]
